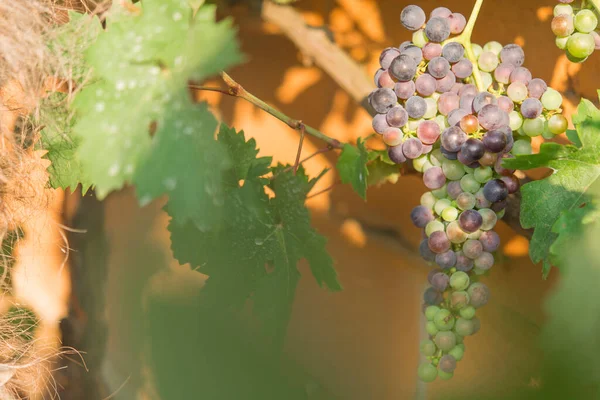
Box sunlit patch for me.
[514,35,525,47]
[336,0,385,42]
[329,8,354,33]
[536,6,553,22]
[503,235,530,257]
[300,11,324,27]
[340,218,367,248]
[275,67,322,104]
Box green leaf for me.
[133,96,230,226]
[367,150,401,186]
[503,99,600,276]
[169,127,340,346]
[550,202,600,267]
[336,138,369,199]
[73,0,242,199]
[566,129,582,148]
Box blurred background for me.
[10,0,600,399]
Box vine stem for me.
[445,0,486,91]
[591,0,600,13]
[189,72,344,150]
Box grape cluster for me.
[551,1,600,62]
[369,4,569,382]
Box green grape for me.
[447,221,468,243]
[574,10,598,34]
[418,363,438,382]
[422,160,435,172]
[460,174,481,194]
[507,82,528,102]
[459,305,476,320]
[420,339,437,356]
[455,318,475,336]
[413,155,429,172]
[426,220,445,236]
[483,41,503,55]
[438,370,454,380]
[509,110,523,131]
[434,331,457,351]
[541,88,563,110]
[555,36,569,50]
[442,206,459,222]
[542,128,555,140]
[456,192,476,211]
[480,71,493,90]
[467,229,482,240]
[522,117,545,137]
[432,184,448,199]
[472,43,483,59]
[479,208,498,231]
[424,97,438,119]
[448,345,465,361]
[554,4,573,16]
[473,267,487,275]
[566,32,595,59]
[425,305,440,321]
[474,166,493,183]
[442,159,466,180]
[450,291,470,309]
[408,118,425,131]
[450,271,470,291]
[548,114,568,134]
[421,192,437,209]
[431,92,441,101]
[434,198,452,215]
[434,308,455,331]
[455,335,464,345]
[435,114,448,130]
[413,29,429,47]
[463,164,475,174]
[429,149,444,167]
[426,321,439,336]
[512,139,533,155]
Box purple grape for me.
[527,78,548,99]
[388,144,407,164]
[447,181,463,199]
[460,138,485,163]
[424,287,443,305]
[463,239,483,259]
[500,175,520,194]
[441,147,458,160]
[468,282,490,308]
[482,129,508,153]
[431,7,452,19]
[403,137,423,159]
[377,70,395,88]
[398,41,411,51]
[374,68,384,88]
[411,205,435,228]
[459,84,478,97]
[436,71,456,93]
[372,114,390,134]
[441,126,467,152]
[400,5,427,31]
[390,54,418,81]
[420,239,437,262]
[431,272,450,290]
[428,268,444,283]
[422,144,433,154]
[402,45,424,64]
[475,252,494,271]
[500,44,525,67]
[417,120,441,144]
[494,63,515,84]
[497,96,514,113]
[380,47,401,69]
[369,88,397,113]
[394,81,416,100]
[436,250,457,270]
[477,104,510,130]
[459,209,483,233]
[455,251,474,271]
[450,83,464,94]
[472,92,497,113]
[439,354,457,373]
[520,98,543,119]
[428,57,451,78]
[509,67,532,85]
[406,96,427,119]
[442,42,465,63]
[386,106,409,127]
[447,109,469,127]
[459,94,475,113]
[428,231,451,253]
[416,74,437,96]
[491,199,508,212]
[479,231,500,252]
[483,179,509,202]
[423,166,446,189]
[452,58,473,79]
[438,92,460,116]
[448,13,467,34]
[423,42,443,60]
[425,17,451,43]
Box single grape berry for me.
[500,44,525,66]
[388,143,407,164]
[386,106,409,127]
[483,179,509,203]
[389,54,418,82]
[425,17,451,43]
[428,230,451,254]
[370,88,397,114]
[459,209,483,233]
[439,354,457,373]
[483,130,508,153]
[400,5,427,31]
[468,282,490,308]
[460,138,485,163]
[410,205,434,228]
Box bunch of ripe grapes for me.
[369,4,568,382]
[551,0,600,62]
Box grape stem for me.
[189,72,344,150]
[445,0,486,91]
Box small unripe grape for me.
[448,345,465,361]
[574,9,598,34]
[455,318,475,336]
[459,305,476,320]
[567,32,595,59]
[548,114,568,134]
[551,14,574,37]
[418,363,438,382]
[554,4,573,17]
[434,330,457,351]
[513,139,533,155]
[541,88,563,110]
[434,308,455,331]
[450,271,470,291]
[420,339,437,356]
[450,290,470,309]
[425,305,440,321]
[426,321,439,335]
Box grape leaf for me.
[169,126,340,346]
[503,99,600,276]
[336,138,369,199]
[72,0,242,200]
[367,150,401,186]
[550,202,600,267]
